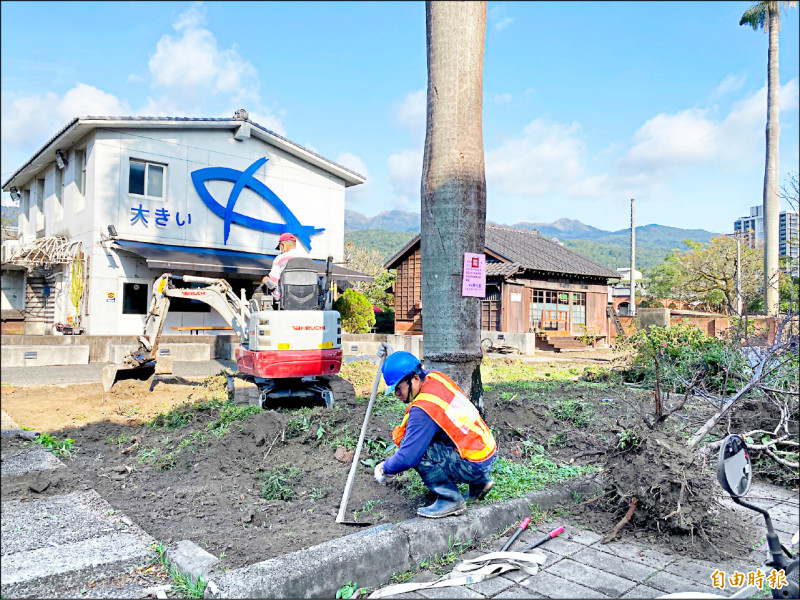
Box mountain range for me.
[344,210,720,270]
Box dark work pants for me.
[415,440,495,497]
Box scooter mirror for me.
[716,434,752,498]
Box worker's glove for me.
[374,461,388,484]
[377,342,394,360]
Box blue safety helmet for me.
[382,351,422,395]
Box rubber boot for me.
[465,479,494,502]
[415,464,466,519]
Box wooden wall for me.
[391,250,614,338]
[394,247,422,333]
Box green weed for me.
[335,581,366,599]
[151,541,207,599]
[34,432,75,458]
[548,398,592,428]
[486,455,596,503]
[261,465,302,501]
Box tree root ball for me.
[602,430,719,541]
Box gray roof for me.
[3,115,365,191]
[385,224,620,280]
[485,224,620,279]
[486,261,522,277]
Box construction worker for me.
[373,345,496,518]
[262,232,305,300]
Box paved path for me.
[378,484,799,599]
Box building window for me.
[571,292,586,327]
[129,159,165,200]
[122,282,149,315]
[74,149,86,212]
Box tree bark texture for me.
[421,1,487,411]
[763,5,781,316]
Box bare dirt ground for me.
[0,356,769,571]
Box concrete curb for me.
[205,478,600,599]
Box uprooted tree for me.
[591,311,798,546]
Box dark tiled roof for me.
[385,225,620,280]
[486,224,620,279]
[486,262,522,277]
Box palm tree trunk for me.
[421,1,487,411]
[763,5,781,316]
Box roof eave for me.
[3,116,366,191]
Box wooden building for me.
[384,224,621,348]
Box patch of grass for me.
[261,465,302,501]
[394,468,428,498]
[548,398,593,428]
[353,498,382,522]
[152,542,207,599]
[137,446,159,463]
[106,433,133,446]
[335,581,366,599]
[33,432,75,458]
[207,403,262,438]
[330,429,358,451]
[418,536,474,574]
[486,452,596,503]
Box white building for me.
[1,113,365,336]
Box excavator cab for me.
[279,257,322,311]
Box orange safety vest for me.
[392,371,496,462]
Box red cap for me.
[275,232,297,249]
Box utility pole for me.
[630,198,636,317]
[736,234,742,316]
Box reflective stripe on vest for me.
[392,371,496,462]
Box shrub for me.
[334,289,376,333]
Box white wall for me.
[1,270,25,311]
[74,125,347,335]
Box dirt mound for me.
[576,429,757,559]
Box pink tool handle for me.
[519,518,531,529]
[548,526,565,538]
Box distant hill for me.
[344,210,720,271]
[345,209,420,232]
[344,229,416,260]
[513,218,608,240]
[512,220,717,249]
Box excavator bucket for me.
[101,361,157,392]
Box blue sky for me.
[2,1,798,233]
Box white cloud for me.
[143,4,264,119]
[1,1,287,175]
[1,83,130,153]
[337,152,372,211]
[387,149,423,210]
[619,78,799,175]
[619,108,718,173]
[336,152,368,177]
[488,4,514,32]
[395,89,426,133]
[709,74,746,101]
[494,93,512,105]
[486,119,609,197]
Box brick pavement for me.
[377,482,798,599]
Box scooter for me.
[663,434,799,599]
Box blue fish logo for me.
[190,157,324,248]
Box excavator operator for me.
[373,345,497,518]
[262,232,306,300]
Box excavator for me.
[101,257,343,407]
